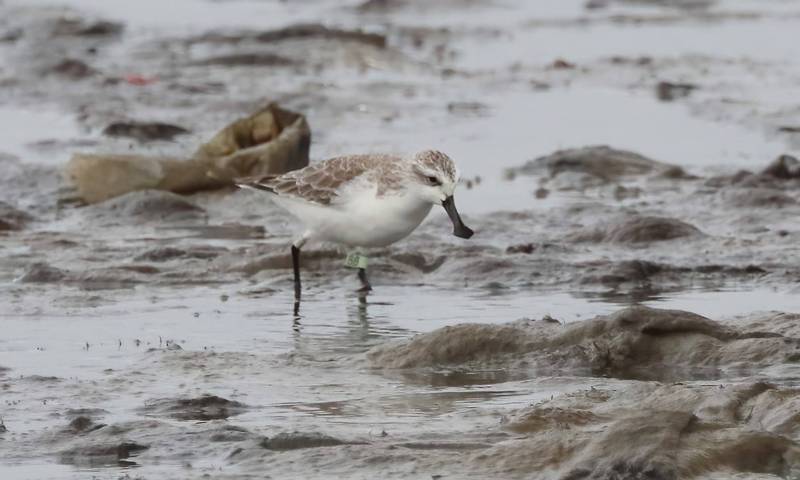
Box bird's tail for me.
[236,181,276,194]
[233,174,279,193]
[206,169,278,193]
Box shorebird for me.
[236,150,474,301]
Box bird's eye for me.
[426,176,441,186]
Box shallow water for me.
[0,86,786,214]
[0,107,85,165]
[382,86,789,213]
[4,283,800,378]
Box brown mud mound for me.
[580,259,668,285]
[64,416,106,435]
[59,441,148,467]
[190,23,387,49]
[179,23,406,73]
[260,432,361,451]
[47,58,97,79]
[656,80,697,101]
[17,262,144,289]
[255,24,386,48]
[482,382,800,479]
[509,146,688,182]
[367,306,800,379]
[737,312,800,339]
[569,215,703,244]
[722,187,797,208]
[50,18,124,37]
[208,424,252,443]
[141,395,248,421]
[0,201,33,231]
[17,262,67,283]
[705,155,800,190]
[224,247,342,276]
[579,260,770,290]
[763,154,800,180]
[369,323,534,369]
[134,245,224,262]
[191,52,296,67]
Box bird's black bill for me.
[442,195,474,239]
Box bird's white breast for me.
[276,184,433,248]
[339,190,433,247]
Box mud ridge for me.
[367,306,800,380]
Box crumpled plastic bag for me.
[67,103,310,203]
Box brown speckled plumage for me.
[237,150,457,205]
[413,150,457,180]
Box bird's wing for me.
[235,154,401,205]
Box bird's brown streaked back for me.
[236,154,407,205]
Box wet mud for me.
[367,306,800,381]
[2,0,800,479]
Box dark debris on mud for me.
[102,121,190,142]
[47,58,97,79]
[189,23,387,49]
[569,215,703,244]
[64,416,106,435]
[51,18,124,38]
[260,432,361,451]
[508,146,692,182]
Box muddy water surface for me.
[2,0,800,479]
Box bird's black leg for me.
[291,245,302,302]
[357,267,372,292]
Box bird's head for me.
[410,150,474,239]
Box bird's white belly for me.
[327,193,432,247]
[278,192,433,248]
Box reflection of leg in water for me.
[357,292,369,324]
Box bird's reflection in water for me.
[290,290,406,356]
[355,291,369,323]
[290,292,371,330]
[345,293,406,352]
[292,300,302,332]
[342,292,374,348]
